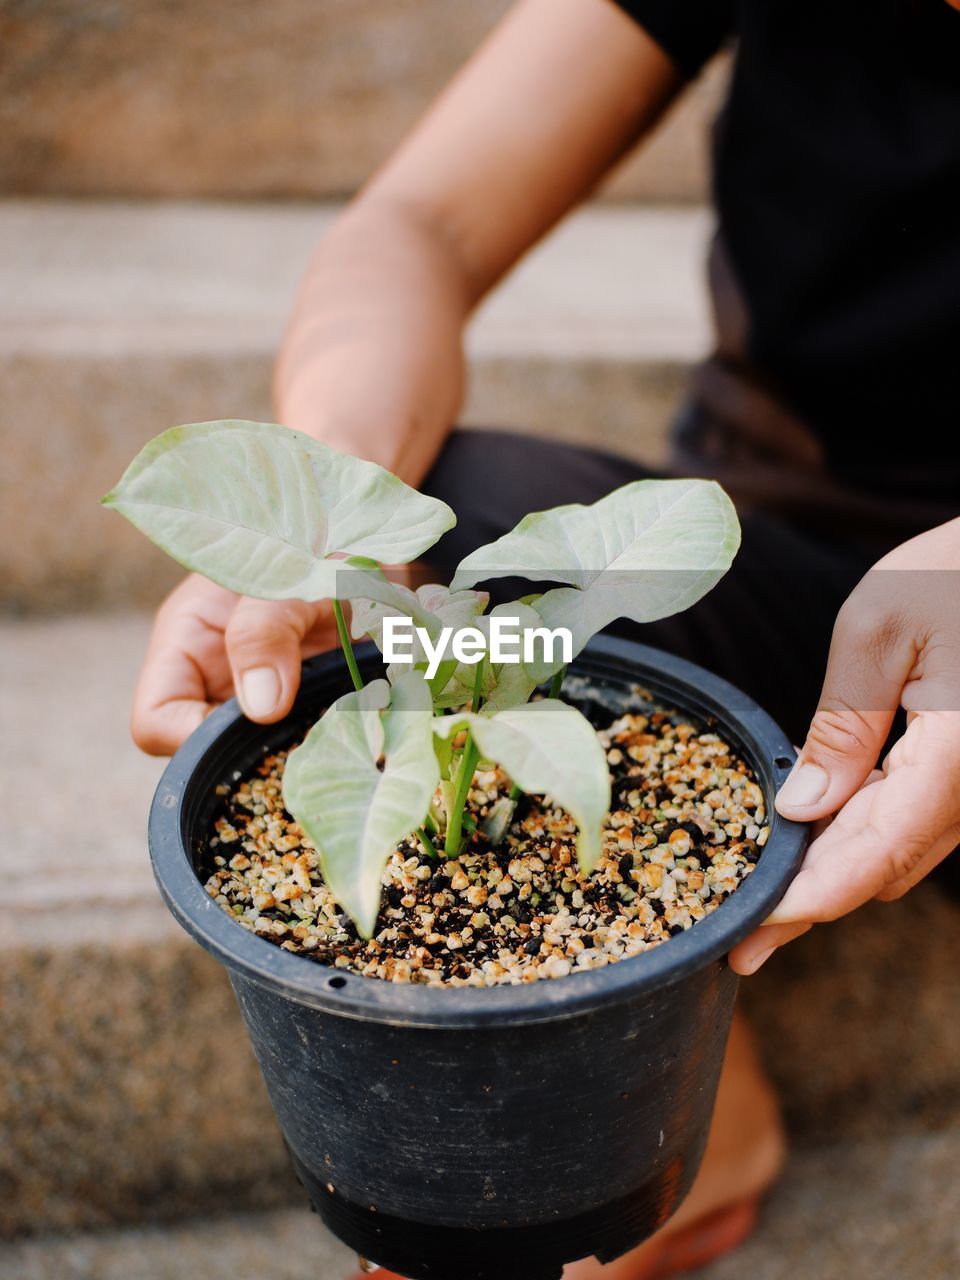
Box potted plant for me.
[106,421,807,1280]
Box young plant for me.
[106,420,740,938]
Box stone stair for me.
[0,0,728,202]
[1,1132,957,1278]
[0,198,711,612]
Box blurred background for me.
[1,3,956,1277]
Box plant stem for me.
[417,826,439,860]
[472,653,487,712]
[442,656,488,856]
[444,733,480,856]
[332,599,363,692]
[548,665,567,699]
[509,782,522,801]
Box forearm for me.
[273,198,471,484]
[273,0,681,484]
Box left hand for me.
[730,518,960,975]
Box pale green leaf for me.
[434,700,610,871]
[476,601,551,714]
[351,580,489,650]
[103,420,455,601]
[350,579,489,703]
[282,671,438,938]
[425,602,558,713]
[451,479,740,657]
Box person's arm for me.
[731,518,960,974]
[275,0,681,481]
[131,0,682,754]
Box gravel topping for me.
[203,709,767,986]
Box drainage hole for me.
[328,975,347,990]
[774,756,795,770]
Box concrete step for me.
[0,613,296,1237]
[2,612,959,1236]
[0,198,713,612]
[0,0,729,203]
[2,1129,957,1279]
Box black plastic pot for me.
[149,635,808,1280]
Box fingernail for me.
[777,762,828,809]
[239,667,280,718]
[743,945,775,975]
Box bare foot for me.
[563,1008,785,1280]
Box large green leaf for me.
[451,479,740,657]
[103,420,455,600]
[435,700,610,871]
[282,671,438,938]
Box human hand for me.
[132,574,338,756]
[731,518,960,975]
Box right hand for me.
[132,574,338,756]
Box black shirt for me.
[611,0,960,539]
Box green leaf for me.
[103,420,455,601]
[421,601,553,713]
[476,601,549,714]
[451,479,740,657]
[351,581,489,649]
[434,700,610,871]
[282,671,439,938]
[351,580,489,702]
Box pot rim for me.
[148,634,808,1028]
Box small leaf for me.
[433,730,455,782]
[435,700,610,871]
[351,579,489,702]
[477,601,550,714]
[282,671,439,938]
[479,795,516,845]
[104,420,455,601]
[451,479,740,657]
[351,580,488,650]
[428,602,550,713]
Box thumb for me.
[226,597,325,723]
[776,594,910,822]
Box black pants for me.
[421,430,877,748]
[423,430,960,898]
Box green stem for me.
[417,826,439,860]
[444,733,480,856]
[443,655,488,856]
[472,653,487,712]
[333,599,363,692]
[548,665,567,699]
